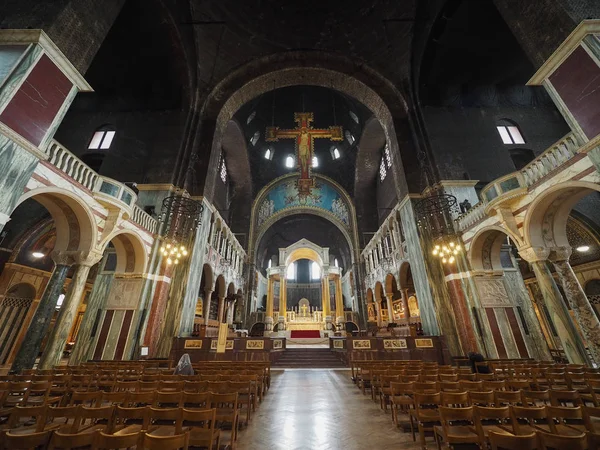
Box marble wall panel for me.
[105,277,142,310]
[178,201,212,336]
[398,200,440,336]
[0,45,41,113]
[0,134,38,222]
[93,310,112,360]
[102,309,124,360]
[0,55,72,147]
[0,45,27,88]
[486,308,508,358]
[494,307,520,358]
[475,277,512,307]
[114,310,133,360]
[505,307,530,358]
[549,46,600,140]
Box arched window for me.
[311,261,321,280]
[312,156,319,168]
[384,143,392,168]
[247,111,256,124]
[88,126,116,150]
[285,155,295,168]
[267,259,272,269]
[497,120,525,144]
[334,258,339,267]
[349,110,359,124]
[264,148,272,160]
[345,130,355,145]
[250,131,260,146]
[219,154,227,183]
[331,147,341,160]
[379,158,387,181]
[286,263,296,280]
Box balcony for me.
[457,132,579,230]
[44,140,157,233]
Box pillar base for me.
[265,316,274,331]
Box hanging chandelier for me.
[158,194,203,265]
[415,192,462,265]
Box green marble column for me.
[529,259,589,364]
[11,254,73,373]
[203,289,213,326]
[38,262,93,369]
[551,248,600,365]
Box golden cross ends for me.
[266,112,343,195]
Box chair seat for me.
[189,427,221,444]
[480,424,514,438]
[114,424,145,435]
[414,410,440,422]
[555,424,587,436]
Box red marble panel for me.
[446,279,479,354]
[93,310,114,360]
[114,310,134,360]
[505,308,530,358]
[485,308,508,359]
[0,55,72,146]
[549,46,600,139]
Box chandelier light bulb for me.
[180,246,185,251]
[449,242,455,247]
[183,250,188,256]
[175,259,179,264]
[435,245,440,250]
[449,256,455,263]
[432,249,438,255]
[167,258,173,265]
[453,250,458,255]
[166,244,171,249]
[177,253,182,258]
[160,246,165,252]
[442,258,447,263]
[455,245,461,251]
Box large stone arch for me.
[195,53,410,209]
[469,226,524,273]
[523,181,600,249]
[100,229,148,274]
[16,187,97,255]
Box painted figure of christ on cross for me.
[266,112,343,195]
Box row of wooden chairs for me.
[1,428,197,450]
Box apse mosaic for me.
[257,176,350,228]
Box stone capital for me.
[548,246,573,263]
[50,250,78,266]
[518,246,550,263]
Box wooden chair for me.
[182,392,209,410]
[378,375,401,411]
[389,382,414,427]
[550,389,583,407]
[1,429,52,449]
[468,390,495,406]
[473,406,513,447]
[68,391,102,407]
[511,405,552,435]
[48,429,97,449]
[440,391,469,408]
[434,406,479,449]
[459,380,483,392]
[42,405,80,432]
[409,392,441,449]
[4,405,47,434]
[183,381,207,393]
[494,389,523,406]
[112,405,149,435]
[114,381,139,393]
[3,382,30,408]
[68,405,114,435]
[141,431,190,450]
[440,381,460,392]
[153,391,183,409]
[546,405,586,436]
[126,391,156,407]
[93,430,141,449]
[488,431,538,450]
[508,380,532,391]
[210,393,239,449]
[100,391,128,407]
[158,381,184,393]
[182,408,220,450]
[537,430,588,450]
[483,380,507,391]
[145,407,183,437]
[413,381,439,393]
[522,390,551,407]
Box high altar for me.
[285,299,324,330]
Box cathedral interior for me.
[1,0,600,448]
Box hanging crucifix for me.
[266,112,343,196]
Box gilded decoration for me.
[333,339,344,349]
[383,339,407,349]
[246,339,265,350]
[184,340,202,349]
[273,339,283,349]
[352,339,371,349]
[415,338,434,348]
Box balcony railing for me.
[44,140,157,233]
[457,132,578,231]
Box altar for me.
[285,301,324,330]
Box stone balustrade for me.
[44,140,157,234]
[361,205,406,278]
[456,132,578,231]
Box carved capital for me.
[51,250,78,266]
[517,246,550,263]
[548,246,573,263]
[77,250,104,267]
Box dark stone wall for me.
[423,105,570,183]
[377,172,398,226]
[1,0,126,74]
[54,109,186,184]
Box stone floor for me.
[237,369,422,450]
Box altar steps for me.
[273,348,346,368]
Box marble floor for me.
[237,369,422,450]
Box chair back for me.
[537,430,588,450]
[488,431,537,450]
[141,431,190,450]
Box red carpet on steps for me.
[290,330,321,338]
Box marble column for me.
[335,276,344,324]
[203,289,213,326]
[551,247,600,365]
[226,300,235,325]
[68,252,115,365]
[375,301,383,327]
[266,276,274,331]
[322,276,331,319]
[521,247,589,364]
[217,296,226,324]
[280,277,287,325]
[11,253,73,373]
[39,258,97,370]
